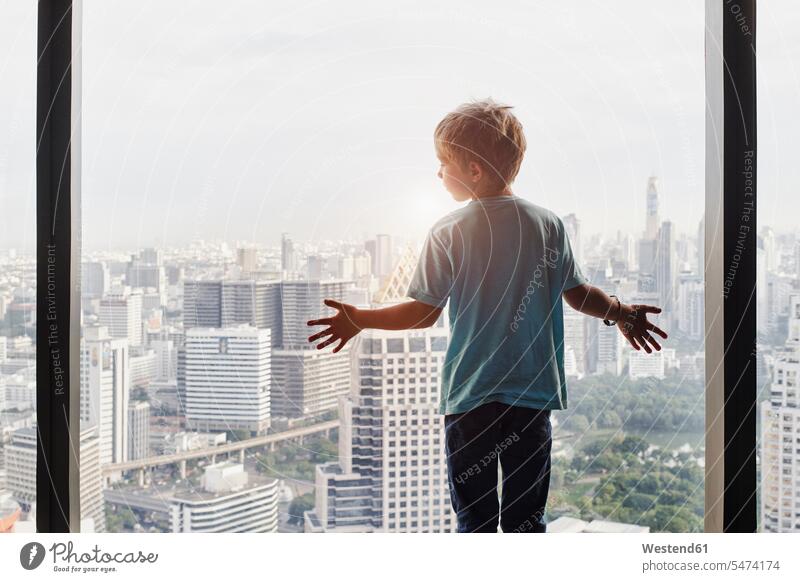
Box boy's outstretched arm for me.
[306,299,442,353]
[563,283,668,354]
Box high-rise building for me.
[761,226,777,273]
[677,275,704,340]
[128,401,150,461]
[563,213,582,267]
[151,339,177,382]
[375,234,393,279]
[80,425,105,532]
[169,462,279,532]
[563,307,586,377]
[82,261,110,299]
[761,294,800,532]
[237,247,258,273]
[596,323,624,376]
[4,427,35,508]
[99,287,143,347]
[184,326,271,434]
[628,349,666,379]
[127,251,167,306]
[306,254,324,280]
[696,216,705,276]
[80,326,131,465]
[183,280,223,328]
[638,238,658,277]
[3,426,104,531]
[183,280,282,344]
[281,233,297,274]
[304,321,456,532]
[279,280,353,349]
[339,252,371,282]
[645,176,660,240]
[139,247,162,266]
[657,221,676,327]
[270,348,351,418]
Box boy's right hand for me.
[306,299,363,353]
[617,303,668,354]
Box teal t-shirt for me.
[407,194,588,415]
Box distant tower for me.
[696,216,705,276]
[237,247,258,273]
[656,221,675,321]
[645,176,660,240]
[563,213,582,266]
[371,234,393,279]
[281,233,297,274]
[80,325,131,465]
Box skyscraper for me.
[237,247,258,273]
[128,401,151,461]
[657,220,676,326]
[304,321,456,532]
[760,294,800,532]
[279,280,353,348]
[184,326,271,434]
[563,213,582,267]
[281,233,297,274]
[375,234,393,279]
[80,425,105,532]
[645,176,660,240]
[99,287,143,347]
[183,279,282,343]
[270,348,351,418]
[80,325,131,465]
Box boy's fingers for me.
[308,328,333,343]
[640,305,661,314]
[643,333,661,351]
[638,336,652,353]
[332,337,350,353]
[648,323,668,339]
[621,330,638,350]
[307,318,332,327]
[324,298,344,310]
[316,337,337,350]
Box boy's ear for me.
[468,160,483,183]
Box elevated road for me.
[103,419,339,476]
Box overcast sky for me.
[1,0,799,251]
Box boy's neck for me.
[471,186,514,200]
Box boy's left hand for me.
[306,299,362,353]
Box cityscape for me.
[0,176,794,533]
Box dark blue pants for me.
[444,401,552,533]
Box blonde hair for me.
[434,98,527,187]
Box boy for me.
[307,98,667,533]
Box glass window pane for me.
[82,0,705,533]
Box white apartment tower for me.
[184,326,271,434]
[99,287,143,347]
[761,294,800,532]
[305,321,456,532]
[128,401,150,461]
[80,325,130,465]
